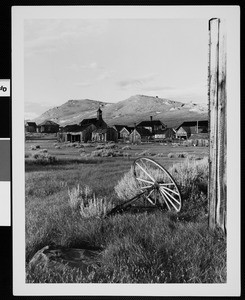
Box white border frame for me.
[12,5,240,296]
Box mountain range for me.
[32,95,208,128]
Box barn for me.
[38,120,60,133]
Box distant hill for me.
[33,95,208,128]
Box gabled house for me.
[119,126,134,142]
[137,116,166,134]
[37,120,60,133]
[175,120,208,139]
[112,125,126,139]
[129,127,152,143]
[25,121,37,133]
[154,128,176,141]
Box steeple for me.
[97,107,102,121]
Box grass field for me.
[25,139,226,283]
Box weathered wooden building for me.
[119,126,134,142]
[58,124,97,143]
[175,120,208,139]
[37,120,60,133]
[112,125,126,140]
[137,116,166,133]
[59,108,117,143]
[154,128,176,141]
[129,127,152,143]
[25,121,37,133]
[92,127,117,142]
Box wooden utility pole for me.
[208,18,227,233]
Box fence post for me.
[208,18,227,233]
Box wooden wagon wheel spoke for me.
[159,189,171,210]
[145,189,155,205]
[160,185,180,196]
[160,186,181,206]
[135,162,156,183]
[140,185,153,190]
[160,187,179,211]
[136,177,154,185]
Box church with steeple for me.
[59,107,117,143]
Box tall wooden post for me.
[208,18,227,233]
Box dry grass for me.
[25,151,226,284]
[168,152,189,158]
[68,184,113,218]
[28,153,58,165]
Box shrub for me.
[55,145,61,149]
[80,196,114,218]
[91,150,103,157]
[138,150,155,156]
[154,153,165,157]
[114,167,139,200]
[122,146,131,150]
[31,153,57,165]
[91,149,122,157]
[83,143,94,148]
[168,157,208,194]
[104,143,117,149]
[67,184,112,218]
[67,184,81,210]
[168,152,188,159]
[75,144,83,148]
[39,149,48,153]
[96,144,105,150]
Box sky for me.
[24,19,209,119]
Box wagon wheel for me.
[133,157,182,212]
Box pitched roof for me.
[62,124,82,132]
[120,126,134,133]
[79,118,98,126]
[176,120,208,131]
[133,127,152,136]
[113,125,126,132]
[26,122,37,127]
[154,128,175,134]
[38,120,59,126]
[137,120,164,127]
